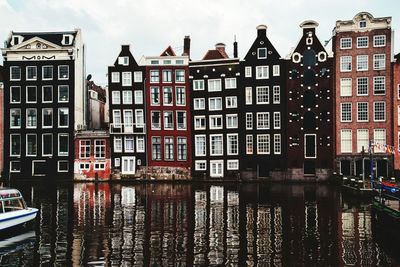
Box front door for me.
[122,156,136,175]
[210,160,223,178]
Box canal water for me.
[0,182,398,266]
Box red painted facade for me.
[393,56,400,174]
[143,49,192,169]
[74,131,111,180]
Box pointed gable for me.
[113,45,139,67]
[160,46,176,57]
[11,36,61,50]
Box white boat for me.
[0,188,38,230]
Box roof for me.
[87,80,107,102]
[160,46,176,56]
[6,30,78,48]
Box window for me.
[122,72,132,86]
[256,66,268,79]
[122,157,135,174]
[10,134,21,156]
[177,137,187,160]
[42,66,53,80]
[58,85,69,102]
[111,72,120,83]
[26,134,37,156]
[10,66,21,80]
[357,36,368,48]
[225,78,236,89]
[151,87,160,105]
[258,48,267,59]
[151,111,161,129]
[10,161,21,173]
[177,111,186,129]
[340,56,352,72]
[58,108,69,127]
[398,106,400,126]
[122,91,132,104]
[163,87,173,105]
[79,140,90,159]
[134,71,143,82]
[209,97,222,110]
[193,80,204,90]
[257,112,270,129]
[373,76,385,95]
[274,134,281,154]
[210,135,223,156]
[152,137,161,160]
[42,86,53,103]
[208,79,222,92]
[137,136,145,152]
[246,135,253,154]
[210,161,223,177]
[176,87,185,105]
[164,111,173,129]
[357,55,368,71]
[123,110,133,127]
[374,102,385,121]
[195,161,207,171]
[10,86,21,103]
[340,78,352,96]
[43,108,53,127]
[226,114,238,129]
[398,84,400,99]
[359,20,367,28]
[374,35,386,47]
[245,87,252,105]
[134,90,143,104]
[79,163,90,170]
[245,66,252,77]
[94,162,105,170]
[340,38,352,49]
[209,115,223,129]
[124,136,134,153]
[374,129,386,153]
[256,86,269,104]
[162,70,172,82]
[10,109,21,128]
[357,102,368,122]
[58,134,69,156]
[42,134,53,156]
[227,134,238,155]
[195,135,206,156]
[113,110,121,126]
[257,134,270,154]
[114,137,122,152]
[26,109,37,128]
[164,137,174,160]
[194,98,205,110]
[227,160,239,170]
[341,103,352,122]
[194,116,206,130]
[226,96,237,108]
[273,112,281,129]
[357,129,369,153]
[135,110,144,127]
[150,70,159,83]
[357,77,368,96]
[26,66,37,80]
[273,65,280,76]
[273,86,280,104]
[119,57,129,66]
[58,65,69,79]
[341,129,352,153]
[175,70,185,82]
[373,54,385,70]
[246,113,253,129]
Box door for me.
[122,156,136,175]
[210,160,223,178]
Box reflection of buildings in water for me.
[304,202,320,263]
[208,186,224,266]
[226,191,239,265]
[194,191,207,266]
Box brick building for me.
[393,53,400,176]
[333,12,394,178]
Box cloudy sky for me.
[1,0,399,85]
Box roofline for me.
[190,57,240,64]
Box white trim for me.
[10,134,21,157]
[193,98,205,110]
[227,160,239,170]
[32,160,46,176]
[10,86,21,104]
[42,65,53,80]
[209,115,223,130]
[195,135,206,157]
[226,114,238,129]
[210,160,224,178]
[42,134,53,156]
[58,65,69,80]
[9,161,21,173]
[121,156,136,175]
[194,116,206,130]
[210,134,223,156]
[58,133,69,157]
[26,134,37,157]
[58,160,69,172]
[227,133,239,155]
[26,66,37,81]
[195,160,207,171]
[42,85,53,103]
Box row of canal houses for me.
[1,12,399,181]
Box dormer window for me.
[13,37,19,45]
[359,20,367,28]
[11,35,23,46]
[118,56,129,66]
[257,48,267,59]
[62,34,73,45]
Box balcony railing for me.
[110,123,146,134]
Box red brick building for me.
[140,42,192,179]
[0,66,3,176]
[393,53,400,176]
[333,12,394,178]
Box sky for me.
[1,0,399,86]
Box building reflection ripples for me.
[8,183,399,266]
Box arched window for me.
[303,90,316,108]
[303,111,316,130]
[303,49,316,67]
[303,69,315,86]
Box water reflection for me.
[5,182,399,266]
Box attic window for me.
[258,48,267,59]
[118,57,129,66]
[151,60,159,65]
[163,60,171,64]
[13,37,19,45]
[62,34,73,45]
[359,20,367,28]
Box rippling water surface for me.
[1,182,399,266]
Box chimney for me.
[183,36,191,58]
[121,44,130,51]
[233,35,238,58]
[215,43,228,58]
[257,24,268,37]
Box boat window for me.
[0,202,3,213]
[3,198,25,212]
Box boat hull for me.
[0,208,38,231]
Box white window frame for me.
[58,133,69,156]
[340,37,352,49]
[134,71,143,82]
[245,87,252,105]
[210,134,223,156]
[257,134,270,155]
[193,80,205,90]
[42,65,53,80]
[121,156,136,175]
[58,108,69,128]
[195,160,207,171]
[357,102,369,122]
[210,160,224,178]
[273,86,280,104]
[136,136,145,153]
[227,134,239,156]
[341,130,352,153]
[134,90,143,104]
[111,72,120,83]
[194,116,206,130]
[356,55,368,71]
[273,65,280,76]
[256,86,269,104]
[340,103,352,122]
[208,79,222,92]
[58,65,69,80]
[122,72,132,86]
[10,86,21,104]
[209,115,223,130]
[194,98,205,110]
[246,113,253,130]
[340,56,352,72]
[226,114,238,129]
[122,90,133,104]
[373,54,385,70]
[357,129,369,153]
[245,66,252,78]
[373,101,386,122]
[273,112,281,129]
[340,78,352,97]
[225,96,237,108]
[227,160,239,170]
[373,35,386,47]
[26,66,37,81]
[209,97,222,111]
[195,135,206,157]
[256,66,269,79]
[58,161,69,172]
[356,77,368,96]
[357,36,368,48]
[114,137,122,152]
[373,129,386,153]
[257,48,267,59]
[257,112,270,129]
[273,134,281,155]
[246,135,253,154]
[10,66,21,81]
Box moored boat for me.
[0,188,38,231]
